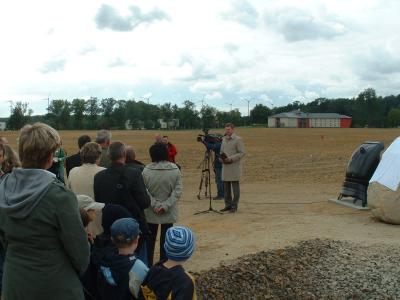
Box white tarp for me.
[369,137,400,191]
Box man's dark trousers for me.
[224,181,240,209]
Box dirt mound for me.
[195,239,400,299]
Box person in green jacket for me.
[0,122,90,300]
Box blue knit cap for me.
[164,226,195,261]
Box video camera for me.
[196,129,223,144]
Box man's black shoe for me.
[229,208,237,213]
[219,207,231,212]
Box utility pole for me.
[226,102,233,112]
[244,98,252,118]
[243,98,252,125]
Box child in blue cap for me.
[138,226,196,299]
[97,218,149,300]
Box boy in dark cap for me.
[98,218,148,300]
[139,226,196,300]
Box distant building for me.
[268,110,352,128]
[157,119,179,130]
[0,121,6,131]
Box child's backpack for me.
[97,257,137,300]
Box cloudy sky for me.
[1,0,400,117]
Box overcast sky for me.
[1,0,400,117]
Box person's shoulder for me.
[124,165,142,176]
[95,167,108,176]
[67,152,79,160]
[170,266,196,294]
[232,133,242,139]
[69,165,82,175]
[46,181,77,203]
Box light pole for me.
[244,97,252,117]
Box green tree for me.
[355,88,382,127]
[71,98,86,129]
[100,98,116,128]
[177,100,200,129]
[388,108,400,127]
[250,104,271,124]
[200,105,217,129]
[85,97,101,129]
[7,101,32,130]
[48,99,71,129]
[111,100,127,129]
[160,103,173,121]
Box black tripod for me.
[195,150,222,215]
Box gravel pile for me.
[195,239,400,299]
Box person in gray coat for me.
[220,123,246,213]
[143,143,183,266]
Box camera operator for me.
[198,132,224,200]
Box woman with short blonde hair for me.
[80,142,102,164]
[69,141,106,236]
[0,122,89,300]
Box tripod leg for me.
[197,171,204,199]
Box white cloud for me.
[40,58,67,74]
[221,0,259,28]
[264,7,347,42]
[0,0,400,116]
[206,91,223,100]
[95,4,169,32]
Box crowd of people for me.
[0,121,245,299]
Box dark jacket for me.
[0,168,90,300]
[97,248,148,300]
[66,152,82,177]
[205,142,222,169]
[94,163,150,234]
[126,160,145,172]
[97,248,135,300]
[139,261,196,300]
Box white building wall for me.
[311,118,340,128]
[268,117,275,128]
[0,122,5,131]
[287,118,298,128]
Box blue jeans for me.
[215,167,224,197]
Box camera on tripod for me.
[196,129,223,145]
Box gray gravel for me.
[195,239,400,299]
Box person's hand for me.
[154,207,165,215]
[87,231,94,244]
[223,158,233,164]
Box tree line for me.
[5,88,400,130]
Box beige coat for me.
[68,163,105,235]
[220,133,245,181]
[68,163,106,199]
[143,161,183,224]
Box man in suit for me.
[219,123,246,213]
[94,141,150,264]
[65,135,91,177]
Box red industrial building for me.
[268,110,352,128]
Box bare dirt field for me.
[3,128,400,273]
